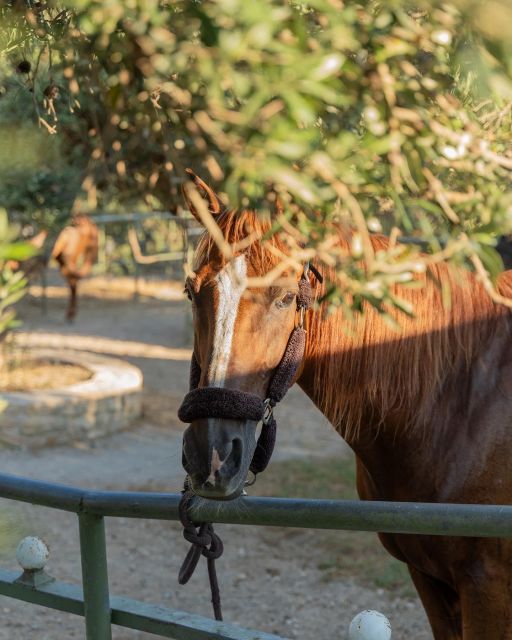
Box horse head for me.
[179,171,307,500]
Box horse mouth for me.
[186,476,245,501]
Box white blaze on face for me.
[208,254,247,387]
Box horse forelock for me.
[192,209,286,280]
[192,210,512,437]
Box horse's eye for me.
[184,284,192,301]
[275,292,296,309]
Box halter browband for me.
[178,263,321,475]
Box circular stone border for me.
[0,348,143,448]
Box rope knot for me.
[182,525,211,547]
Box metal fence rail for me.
[1,471,512,639]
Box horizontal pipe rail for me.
[90,211,192,224]
[0,569,284,640]
[1,472,512,537]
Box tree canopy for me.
[1,0,512,318]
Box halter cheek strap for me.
[178,263,320,475]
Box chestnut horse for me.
[50,214,99,321]
[11,215,98,321]
[180,172,512,640]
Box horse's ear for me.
[266,190,285,220]
[182,169,222,223]
[274,193,284,217]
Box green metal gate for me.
[1,471,512,639]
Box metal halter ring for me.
[297,306,306,328]
[244,470,257,487]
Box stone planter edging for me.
[0,349,143,448]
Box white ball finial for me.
[349,610,392,640]
[16,536,50,571]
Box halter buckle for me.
[262,398,274,425]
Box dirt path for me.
[0,274,431,639]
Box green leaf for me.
[0,242,37,262]
[478,244,505,280]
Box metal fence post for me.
[40,263,48,316]
[78,512,112,640]
[97,226,107,274]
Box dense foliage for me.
[1,1,512,316]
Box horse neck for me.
[297,289,512,455]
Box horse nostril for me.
[182,438,193,474]
[212,437,243,481]
[231,437,242,469]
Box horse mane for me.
[193,209,512,437]
[309,236,512,437]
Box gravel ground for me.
[0,273,431,639]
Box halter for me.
[178,262,322,476]
[177,261,322,620]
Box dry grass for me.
[0,359,92,391]
[0,504,29,560]
[254,456,415,597]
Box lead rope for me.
[178,485,224,620]
[177,262,322,620]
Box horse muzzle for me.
[178,387,278,499]
[182,417,257,499]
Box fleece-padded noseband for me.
[178,384,265,423]
[178,265,319,475]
